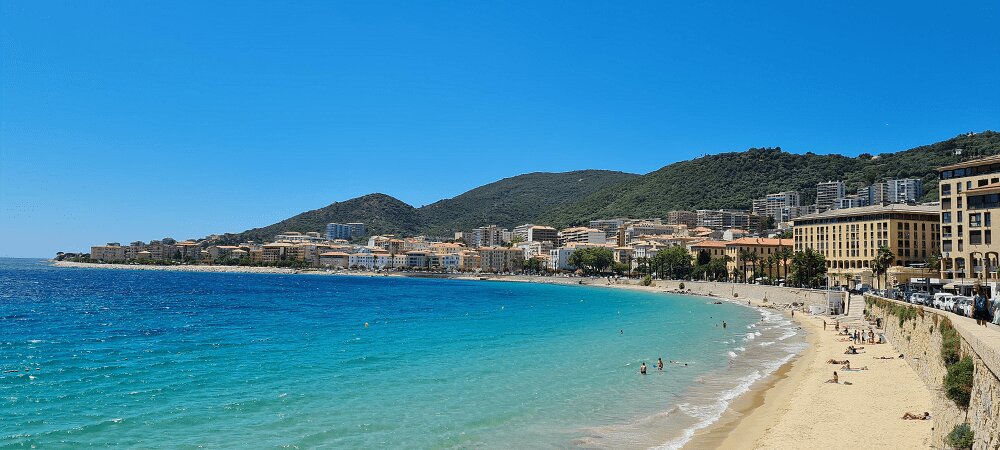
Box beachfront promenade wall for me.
[865,295,1000,450]
[650,280,843,312]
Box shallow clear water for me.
[0,259,804,448]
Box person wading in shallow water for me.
[640,362,647,375]
[657,358,664,371]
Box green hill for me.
[211,170,637,243]
[542,131,1000,226]
[209,131,1000,243]
[211,193,423,245]
[416,170,639,236]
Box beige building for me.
[91,244,126,262]
[724,238,792,279]
[792,204,939,287]
[937,156,1000,283]
[478,247,525,273]
[688,240,728,261]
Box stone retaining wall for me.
[651,280,844,311]
[865,295,1000,450]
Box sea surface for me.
[0,258,806,449]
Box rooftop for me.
[794,203,939,222]
[937,154,1000,172]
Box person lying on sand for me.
[901,412,930,420]
[841,363,868,371]
[825,371,839,384]
[827,359,850,364]
[875,356,895,360]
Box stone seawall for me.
[652,280,844,312]
[865,295,1000,450]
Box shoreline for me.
[48,260,932,448]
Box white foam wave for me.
[728,351,738,358]
[654,371,765,450]
[744,332,756,341]
[759,341,775,347]
[777,331,797,341]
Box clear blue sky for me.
[2,1,998,257]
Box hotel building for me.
[792,204,939,287]
[937,156,1000,282]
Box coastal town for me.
[70,156,998,297]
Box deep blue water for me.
[0,259,803,448]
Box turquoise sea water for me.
[1,259,805,448]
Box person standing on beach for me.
[640,362,647,375]
[657,358,664,371]
[823,320,827,330]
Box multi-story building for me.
[688,240,728,261]
[696,209,760,231]
[724,238,793,280]
[526,226,558,243]
[753,191,801,222]
[326,223,353,240]
[558,227,607,246]
[467,225,509,248]
[478,247,524,273]
[666,210,698,228]
[548,243,599,271]
[589,219,628,239]
[91,243,126,262]
[348,223,367,238]
[833,195,866,210]
[319,252,350,268]
[888,178,923,204]
[275,232,326,244]
[792,204,939,287]
[937,156,1000,282]
[512,224,535,242]
[816,181,846,211]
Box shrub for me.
[944,357,974,408]
[641,275,652,287]
[946,423,974,449]
[678,282,685,290]
[940,318,961,366]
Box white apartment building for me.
[558,227,607,245]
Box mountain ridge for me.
[209,131,1000,244]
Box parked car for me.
[910,292,931,305]
[932,293,953,309]
[942,296,958,312]
[955,297,973,317]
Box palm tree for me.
[872,245,895,291]
[778,247,793,283]
[749,251,760,283]
[737,248,751,283]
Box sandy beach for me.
[687,311,933,449]
[50,261,934,448]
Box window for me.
[942,198,952,210]
[971,230,982,245]
[957,182,963,193]
[942,184,952,195]
[987,213,992,227]
[958,198,964,209]
[942,212,951,223]
[971,213,982,227]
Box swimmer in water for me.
[640,362,647,375]
[722,321,727,329]
[657,358,664,371]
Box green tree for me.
[777,247,793,282]
[791,248,827,288]
[872,245,895,290]
[652,246,693,279]
[568,247,614,275]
